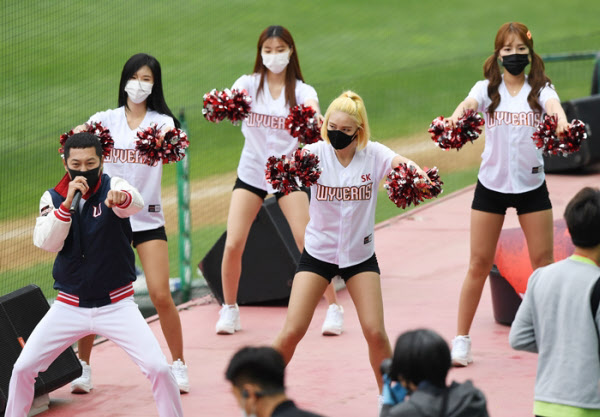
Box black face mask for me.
[67,166,101,193]
[327,129,357,150]
[501,53,529,76]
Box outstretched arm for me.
[391,155,430,182]
[447,97,479,128]
[544,98,569,136]
[108,177,144,219]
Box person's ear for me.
[63,157,70,175]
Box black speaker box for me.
[0,285,82,415]
[198,197,300,305]
[489,265,522,326]
[543,94,600,172]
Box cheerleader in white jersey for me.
[273,91,431,406]
[71,54,189,392]
[216,25,343,336]
[445,23,571,367]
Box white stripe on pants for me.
[5,297,183,417]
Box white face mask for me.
[261,51,290,74]
[124,79,153,104]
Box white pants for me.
[5,297,184,417]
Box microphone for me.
[69,191,82,214]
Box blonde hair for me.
[321,90,370,151]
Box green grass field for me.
[2,0,599,297]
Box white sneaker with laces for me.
[70,360,93,394]
[451,335,473,366]
[216,304,241,334]
[321,304,344,336]
[171,359,190,393]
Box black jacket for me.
[380,381,489,417]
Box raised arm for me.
[33,191,72,252]
[107,177,144,219]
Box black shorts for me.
[296,249,380,283]
[471,180,552,215]
[132,226,167,248]
[233,177,309,201]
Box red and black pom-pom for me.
[455,109,484,146]
[428,110,484,151]
[532,114,587,156]
[265,148,321,194]
[563,119,587,154]
[265,155,300,195]
[202,88,252,125]
[385,163,443,209]
[286,105,322,144]
[428,116,460,150]
[202,89,228,123]
[422,167,443,199]
[59,122,114,157]
[290,148,321,187]
[222,88,252,125]
[136,123,189,166]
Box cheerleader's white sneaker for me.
[451,335,473,366]
[321,304,344,336]
[171,359,190,393]
[216,304,241,334]
[70,360,93,394]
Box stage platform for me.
[35,169,600,417]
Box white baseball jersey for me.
[87,107,175,232]
[232,73,318,194]
[467,76,559,194]
[303,140,397,268]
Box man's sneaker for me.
[216,304,241,334]
[321,304,344,336]
[71,360,93,394]
[451,335,473,367]
[171,359,190,393]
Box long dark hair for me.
[483,22,551,117]
[253,25,304,108]
[118,53,180,128]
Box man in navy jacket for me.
[5,133,183,417]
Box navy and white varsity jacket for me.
[33,172,144,307]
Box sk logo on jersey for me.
[361,174,371,182]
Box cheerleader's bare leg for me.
[138,239,184,362]
[279,191,341,308]
[273,272,329,363]
[221,188,264,305]
[456,209,505,336]
[518,208,554,269]
[344,271,391,392]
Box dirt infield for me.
[0,135,484,273]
